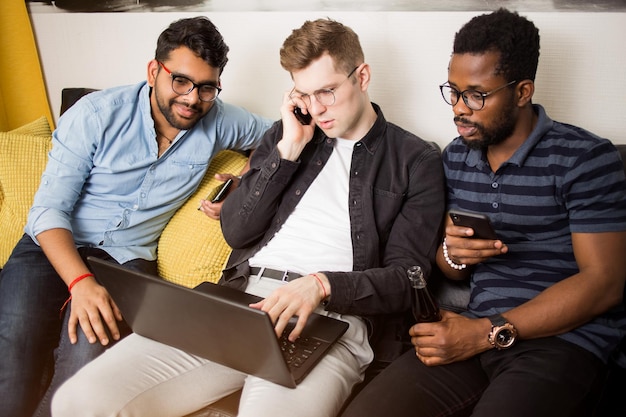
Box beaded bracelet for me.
[442,238,467,270]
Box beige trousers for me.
[52,277,373,417]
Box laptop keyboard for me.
[279,331,322,369]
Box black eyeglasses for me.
[289,66,360,107]
[158,61,222,102]
[439,80,517,111]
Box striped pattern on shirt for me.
[442,105,626,361]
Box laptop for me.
[87,256,349,388]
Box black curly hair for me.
[155,16,229,75]
[453,8,540,82]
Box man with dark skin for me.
[341,9,626,417]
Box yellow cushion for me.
[0,116,52,267]
[8,116,53,137]
[157,150,248,287]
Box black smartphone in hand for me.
[198,178,234,210]
[449,209,498,239]
[293,107,312,125]
[210,178,234,203]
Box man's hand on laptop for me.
[249,273,330,342]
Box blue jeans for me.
[0,235,157,417]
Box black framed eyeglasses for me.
[289,65,360,107]
[439,80,517,111]
[158,61,222,102]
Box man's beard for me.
[155,89,205,131]
[457,103,516,151]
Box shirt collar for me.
[359,103,386,155]
[314,102,386,153]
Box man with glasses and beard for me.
[0,16,271,417]
[341,8,626,417]
[51,18,445,417]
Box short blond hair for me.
[280,18,364,75]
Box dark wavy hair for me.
[155,16,229,74]
[453,8,540,82]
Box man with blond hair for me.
[52,18,444,417]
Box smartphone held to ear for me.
[448,209,498,240]
[293,107,312,125]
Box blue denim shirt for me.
[220,104,445,360]
[25,82,272,263]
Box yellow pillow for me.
[0,117,53,267]
[157,150,248,287]
[8,116,53,137]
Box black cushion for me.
[60,88,99,116]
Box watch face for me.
[496,329,513,346]
[494,327,516,348]
[488,315,517,350]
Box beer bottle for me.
[407,265,441,323]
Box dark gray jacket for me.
[220,104,445,361]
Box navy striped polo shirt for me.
[443,105,626,362]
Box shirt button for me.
[354,171,358,176]
[295,189,301,195]
[140,193,146,198]
[492,202,499,208]
[491,182,498,188]
[316,160,322,166]
[326,139,332,144]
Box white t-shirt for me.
[248,138,356,274]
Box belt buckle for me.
[254,266,265,283]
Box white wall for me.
[29,11,626,148]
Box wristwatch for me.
[488,314,517,350]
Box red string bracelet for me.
[59,273,94,316]
[68,273,94,292]
[311,273,327,299]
